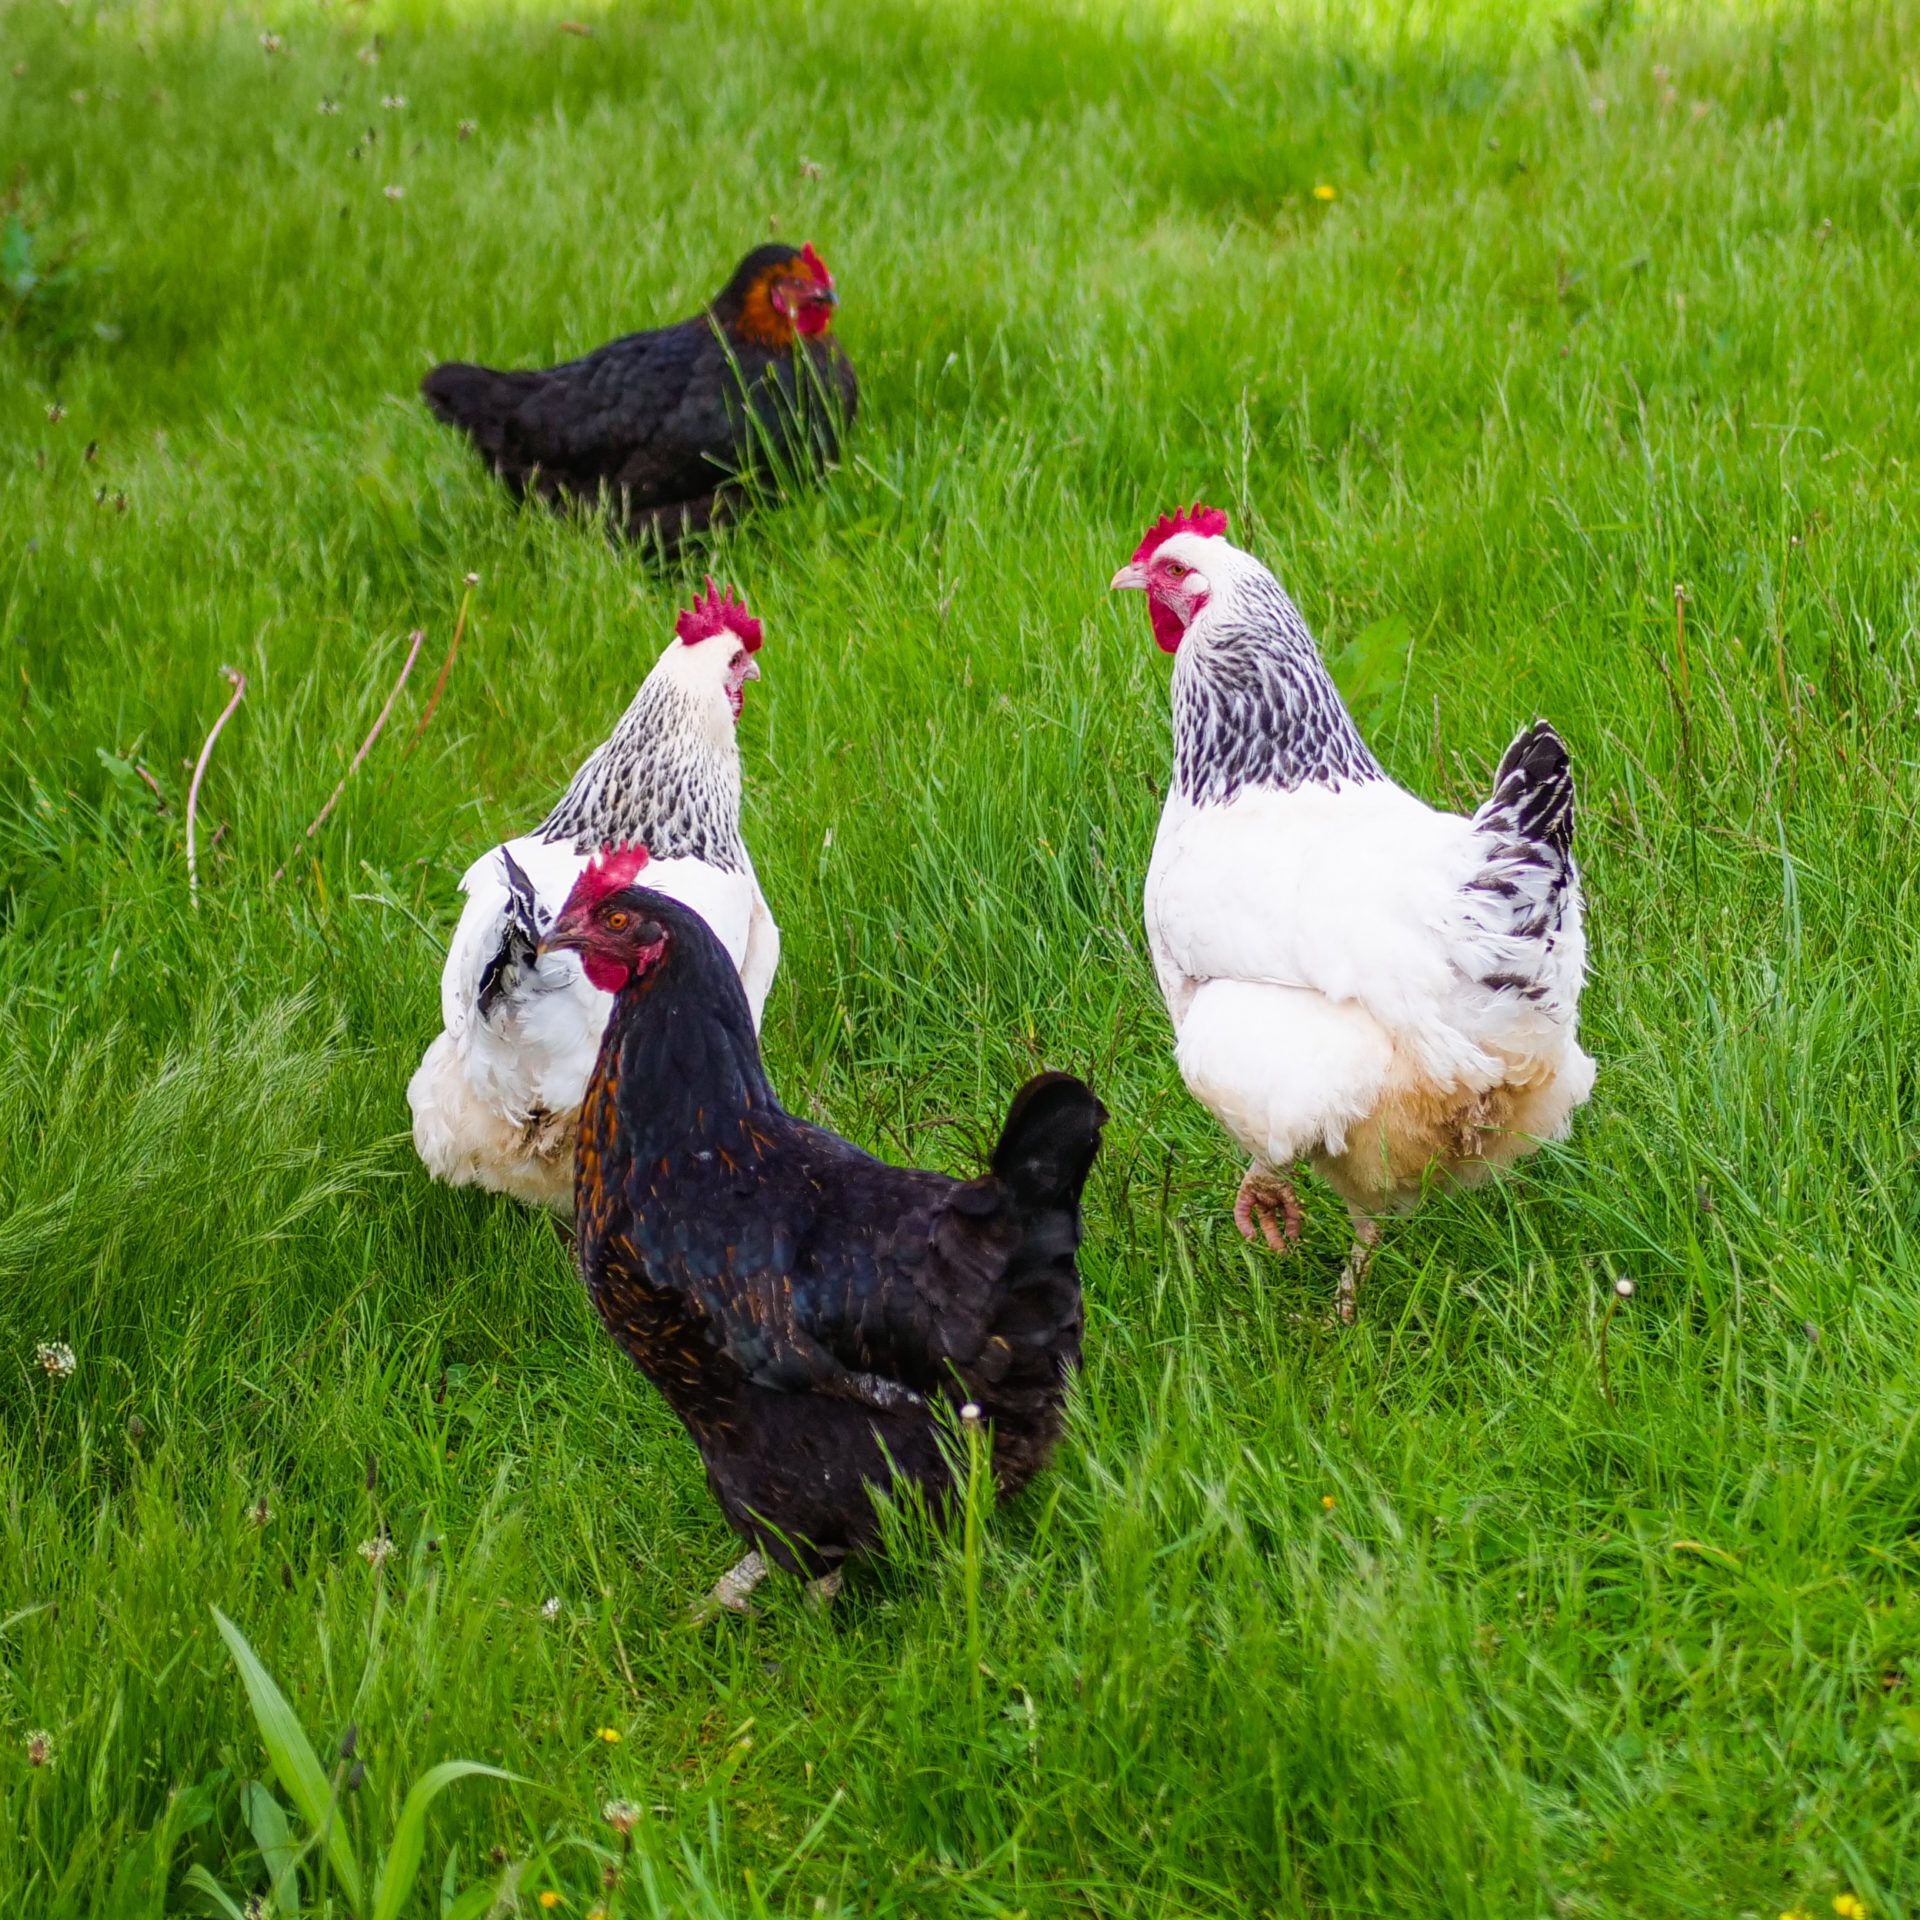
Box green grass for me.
[4,0,1920,1910]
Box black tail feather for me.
[990,1072,1106,1213]
[1476,718,1575,859]
[421,362,539,460]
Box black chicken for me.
[542,858,1104,1610]
[422,242,857,550]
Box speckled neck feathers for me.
[538,676,748,870]
[1172,571,1383,805]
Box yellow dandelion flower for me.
[1321,1495,1336,1509]
[539,1895,562,1911]
[1834,1898,1867,1919]
[1779,1908,1810,1920]
[596,1726,621,1743]
[1312,184,1337,201]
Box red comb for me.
[799,242,832,287]
[674,578,763,652]
[1132,502,1230,564]
[558,843,651,920]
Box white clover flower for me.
[602,1798,640,1834]
[383,185,404,200]
[381,93,406,109]
[35,1342,76,1379]
[357,1536,393,1567]
[540,1595,562,1620]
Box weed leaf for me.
[371,1761,524,1920]
[211,1607,363,1908]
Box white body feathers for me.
[1148,779,1593,1212]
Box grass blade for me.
[181,1864,247,1920]
[211,1607,362,1909]
[246,1779,303,1917]
[370,1761,524,1920]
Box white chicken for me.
[1112,505,1595,1319]
[408,580,781,1214]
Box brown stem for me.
[272,629,423,885]
[404,580,474,758]
[186,666,247,909]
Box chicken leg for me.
[1235,1165,1303,1253]
[1337,1208,1381,1324]
[692,1550,768,1622]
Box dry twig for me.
[186,666,247,908]
[272,628,423,885]
[403,574,477,758]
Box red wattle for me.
[1148,598,1185,653]
[580,953,629,994]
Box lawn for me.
[4,0,1920,1911]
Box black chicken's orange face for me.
[541,889,670,995]
[733,253,838,347]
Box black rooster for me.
[422,242,857,550]
[542,860,1103,1611]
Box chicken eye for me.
[1163,561,1189,579]
[607,910,629,931]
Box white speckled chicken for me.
[1112,505,1595,1319]
[407,582,781,1213]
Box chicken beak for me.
[537,909,587,959]
[742,657,761,683]
[1110,561,1148,591]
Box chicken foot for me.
[1234,1165,1303,1253]
[692,1550,769,1622]
[1337,1209,1381,1325]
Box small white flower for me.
[1614,1277,1636,1298]
[35,1342,76,1379]
[383,184,404,200]
[463,571,480,585]
[540,1595,562,1619]
[960,1402,982,1424]
[381,93,406,109]
[357,1535,393,1566]
[26,1730,52,1767]
[602,1798,640,1834]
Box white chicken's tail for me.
[1473,719,1574,865]
[1457,718,1585,1033]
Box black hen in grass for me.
[542,863,1103,1588]
[422,242,857,551]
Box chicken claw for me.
[1234,1167,1302,1253]
[1336,1211,1381,1324]
[692,1550,768,1622]
[804,1568,843,1611]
